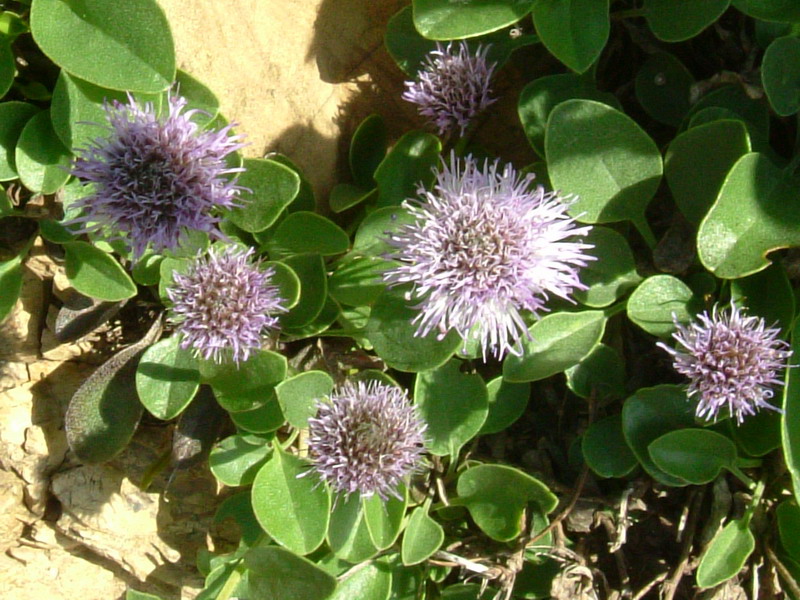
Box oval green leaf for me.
[245,546,337,600]
[401,506,444,565]
[275,370,334,429]
[15,110,72,194]
[635,51,694,126]
[135,335,200,420]
[64,241,137,301]
[0,102,38,181]
[374,130,440,207]
[574,226,640,307]
[412,0,536,40]
[626,274,700,338]
[532,0,609,74]
[350,113,387,189]
[268,212,350,257]
[225,158,300,233]
[696,518,755,589]
[644,0,730,42]
[281,253,327,329]
[763,35,800,116]
[565,343,626,403]
[209,434,272,487]
[363,484,407,550]
[479,377,530,435]
[582,414,637,478]
[327,492,380,562]
[648,429,738,485]
[200,349,287,413]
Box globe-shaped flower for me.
[657,304,792,423]
[307,380,427,500]
[402,41,497,137]
[69,93,245,258]
[384,154,594,360]
[166,246,286,364]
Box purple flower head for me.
[402,41,497,137]
[166,245,286,365]
[657,304,792,424]
[307,380,427,500]
[384,153,594,360]
[69,93,245,258]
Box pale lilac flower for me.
[167,246,286,364]
[69,93,245,258]
[658,304,792,423]
[402,41,497,136]
[307,380,426,500]
[384,153,594,360]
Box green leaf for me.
[363,485,407,550]
[732,0,800,23]
[329,560,392,600]
[565,343,626,403]
[401,506,444,565]
[479,377,529,435]
[698,153,800,279]
[126,591,163,600]
[270,153,316,213]
[581,414,637,478]
[696,519,755,588]
[412,0,536,40]
[518,74,620,157]
[415,359,488,457]
[329,183,376,214]
[664,119,751,225]
[374,130,440,207]
[621,384,696,487]
[0,102,38,181]
[200,349,287,413]
[214,490,262,545]
[266,260,301,310]
[385,6,438,76]
[648,429,738,485]
[574,226,640,307]
[546,99,662,241]
[503,310,606,383]
[0,33,13,98]
[455,464,558,541]
[366,287,461,372]
[251,445,331,555]
[635,51,694,126]
[268,212,350,256]
[282,294,339,340]
[327,492,380,562]
[762,36,800,116]
[245,546,337,600]
[626,274,700,338]
[275,371,334,428]
[0,255,23,323]
[209,433,272,487]
[686,85,770,152]
[783,317,800,506]
[353,205,415,256]
[225,158,300,233]
[174,69,219,127]
[135,336,200,420]
[644,0,731,42]
[65,318,161,463]
[730,409,782,457]
[731,260,795,331]
[64,241,137,301]
[350,114,387,188]
[532,0,609,74]
[281,254,327,329]
[15,110,71,194]
[30,0,175,93]
[328,255,388,307]
[778,500,800,561]
[229,399,285,434]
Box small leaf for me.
[503,310,606,383]
[209,433,272,487]
[281,253,327,329]
[374,130,441,207]
[731,409,781,457]
[200,349,287,413]
[328,255,388,307]
[329,183,376,214]
[30,0,175,93]
[782,317,800,506]
[327,492,380,562]
[696,518,755,588]
[574,226,640,308]
[732,0,800,23]
[65,318,161,463]
[762,36,800,116]
[412,0,536,40]
[230,399,285,434]
[366,287,461,372]
[15,110,72,194]
[0,101,38,181]
[414,359,488,457]
[329,560,392,600]
[174,69,219,127]
[777,500,800,561]
[455,464,558,541]
[275,370,334,429]
[479,377,529,435]
[0,33,14,98]
[635,51,694,126]
[0,255,23,323]
[251,445,331,555]
[135,335,200,420]
[266,260,301,310]
[268,212,350,256]
[626,274,700,338]
[350,114,387,188]
[686,85,770,152]
[363,485,407,550]
[565,343,626,403]
[64,241,137,301]
[648,429,738,484]
[644,0,731,42]
[582,414,637,478]
[532,0,609,74]
[401,506,444,565]
[698,153,800,279]
[621,384,696,487]
[225,158,300,232]
[731,260,795,332]
[245,546,338,600]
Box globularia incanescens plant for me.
[4,0,800,598]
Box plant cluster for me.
[3,0,800,599]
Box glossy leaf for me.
[532,0,609,74]
[135,336,200,420]
[480,377,529,435]
[0,102,38,181]
[281,254,327,329]
[696,518,755,588]
[582,414,637,478]
[574,226,640,308]
[275,370,333,428]
[412,0,536,40]
[0,255,23,323]
[414,359,488,456]
[268,212,349,256]
[401,506,444,565]
[698,153,800,279]
[209,434,272,487]
[327,492,380,562]
[245,546,337,600]
[251,445,330,555]
[626,275,699,338]
[374,130,440,208]
[15,110,72,194]
[64,241,138,301]
[635,51,694,126]
[200,349,287,413]
[648,429,738,484]
[266,260,301,310]
[226,158,300,233]
[565,343,626,403]
[503,310,606,383]
[644,0,730,42]
[30,0,175,93]
[363,485,407,550]
[763,36,800,116]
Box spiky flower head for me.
[657,304,792,423]
[402,41,497,137]
[69,93,245,258]
[166,245,286,364]
[384,153,594,360]
[307,380,427,500]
